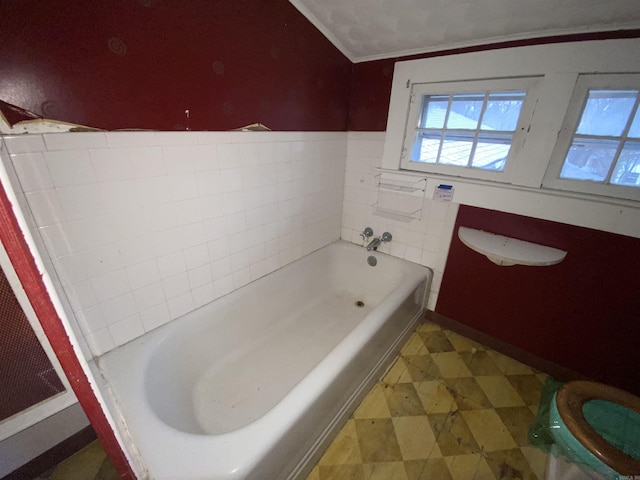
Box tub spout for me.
[366,237,382,251]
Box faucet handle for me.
[362,227,374,238]
[381,232,392,242]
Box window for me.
[544,75,640,201]
[401,78,540,182]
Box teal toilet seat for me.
[550,381,640,479]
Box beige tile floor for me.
[33,321,548,480]
[305,321,549,480]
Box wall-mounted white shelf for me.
[458,227,567,266]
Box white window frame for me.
[543,73,640,202]
[382,40,640,212]
[401,77,541,184]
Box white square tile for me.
[126,259,161,290]
[227,231,248,254]
[162,145,195,174]
[250,261,266,281]
[184,243,209,270]
[106,132,158,148]
[217,143,240,169]
[204,216,227,241]
[192,282,215,308]
[169,173,198,201]
[64,280,97,311]
[248,244,265,264]
[225,212,246,234]
[173,198,204,225]
[140,302,171,332]
[220,168,243,192]
[232,267,251,289]
[89,148,132,182]
[64,216,117,251]
[57,184,106,220]
[230,251,250,272]
[10,152,54,191]
[107,210,148,241]
[264,254,280,274]
[208,237,230,261]
[39,224,73,257]
[25,189,66,225]
[3,134,46,154]
[136,176,171,207]
[192,145,219,172]
[151,229,182,256]
[200,193,225,219]
[91,269,131,303]
[187,264,212,289]
[45,149,97,187]
[223,191,245,215]
[156,132,195,146]
[100,293,138,324]
[109,314,144,347]
[211,256,232,280]
[156,251,186,278]
[179,222,206,249]
[100,180,140,212]
[196,170,222,196]
[55,253,87,286]
[129,146,165,177]
[82,244,124,277]
[84,328,115,357]
[213,274,234,297]
[43,132,107,151]
[133,282,165,311]
[144,205,177,233]
[167,292,194,319]
[118,234,156,264]
[75,305,107,335]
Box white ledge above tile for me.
[458,227,567,266]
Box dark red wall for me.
[0,0,351,131]
[347,30,640,131]
[436,205,640,396]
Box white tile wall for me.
[341,132,459,309]
[4,131,346,358]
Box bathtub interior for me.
[143,242,411,435]
[94,241,433,480]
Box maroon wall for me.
[0,0,351,131]
[348,30,640,131]
[436,205,640,396]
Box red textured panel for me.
[0,266,64,421]
[436,205,640,396]
[0,0,350,131]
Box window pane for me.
[560,137,619,182]
[482,92,525,131]
[419,95,448,129]
[628,108,640,139]
[471,133,512,171]
[440,132,474,166]
[447,93,484,129]
[412,131,440,163]
[611,141,640,186]
[576,90,637,136]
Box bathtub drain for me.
[355,300,365,308]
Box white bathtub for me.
[93,240,432,479]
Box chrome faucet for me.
[366,232,392,251]
[366,237,382,251]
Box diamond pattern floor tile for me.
[309,321,549,480]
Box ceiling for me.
[289,0,640,63]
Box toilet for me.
[549,380,640,480]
